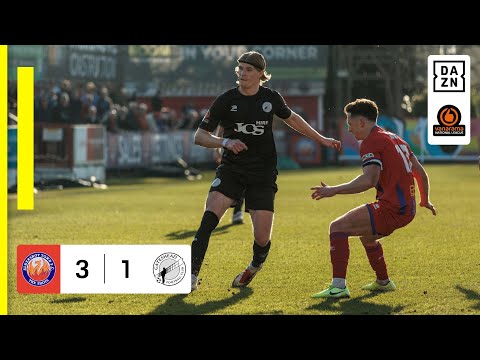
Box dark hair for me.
[344,98,378,122]
[238,51,266,71]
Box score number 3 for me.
[75,259,130,279]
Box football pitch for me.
[8,164,480,315]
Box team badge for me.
[262,102,272,113]
[153,252,186,286]
[21,252,56,287]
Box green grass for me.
[8,164,480,315]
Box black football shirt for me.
[199,86,292,172]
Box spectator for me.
[102,108,119,133]
[151,90,163,112]
[96,86,113,120]
[124,102,140,131]
[136,102,150,131]
[178,108,200,130]
[84,105,98,124]
[117,106,131,130]
[51,92,72,123]
[69,86,83,123]
[80,93,95,121]
[61,79,73,98]
[35,96,52,123]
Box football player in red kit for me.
[310,98,436,298]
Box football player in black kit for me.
[190,51,341,291]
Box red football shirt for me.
[360,126,416,215]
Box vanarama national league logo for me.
[153,252,186,286]
[22,252,56,286]
[434,104,465,136]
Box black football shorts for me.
[209,166,278,212]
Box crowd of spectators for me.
[8,79,205,133]
[8,79,304,133]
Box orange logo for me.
[27,258,51,281]
[434,105,465,136]
[437,105,461,127]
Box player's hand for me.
[321,138,342,151]
[224,139,248,154]
[420,201,437,216]
[310,181,337,200]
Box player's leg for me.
[329,204,374,285]
[312,204,373,299]
[357,202,414,292]
[250,209,274,265]
[330,203,375,235]
[191,191,232,288]
[360,235,396,291]
[232,190,245,225]
[191,169,244,290]
[231,209,273,288]
[231,172,277,288]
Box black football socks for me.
[252,240,271,268]
[191,211,219,276]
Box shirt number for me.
[395,144,412,173]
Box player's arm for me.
[213,126,224,164]
[282,111,341,151]
[213,126,224,137]
[410,155,436,215]
[194,96,248,154]
[311,165,380,200]
[194,127,224,148]
[335,165,380,194]
[194,128,248,154]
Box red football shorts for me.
[366,202,415,236]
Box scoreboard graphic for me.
[17,245,191,294]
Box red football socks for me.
[330,232,349,279]
[364,242,389,281]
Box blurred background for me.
[7,45,480,188]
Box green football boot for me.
[311,285,351,299]
[361,280,396,291]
